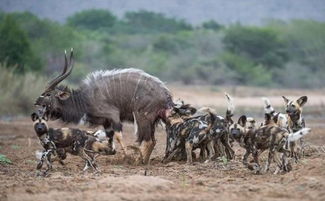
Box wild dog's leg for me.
[79,149,98,172]
[163,148,180,163]
[44,149,54,174]
[37,150,46,170]
[199,144,208,161]
[220,134,234,160]
[242,148,251,166]
[185,141,194,164]
[206,140,215,161]
[252,146,262,172]
[264,146,276,173]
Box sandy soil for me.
[0,87,325,201]
[0,118,324,201]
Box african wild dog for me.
[225,93,258,164]
[164,106,215,164]
[250,113,311,174]
[31,112,116,174]
[262,96,308,159]
[229,115,257,165]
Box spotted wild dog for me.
[202,93,236,160]
[262,96,308,159]
[31,112,116,174]
[225,93,258,164]
[164,107,215,164]
[250,113,311,174]
[229,115,257,165]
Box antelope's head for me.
[34,49,74,118]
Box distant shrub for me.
[123,10,193,34]
[223,25,288,69]
[0,64,47,116]
[0,15,41,73]
[67,9,116,31]
[202,20,223,31]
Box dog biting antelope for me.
[34,49,174,164]
[31,111,116,174]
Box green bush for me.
[67,9,116,31]
[223,25,288,69]
[202,20,223,31]
[123,10,193,34]
[0,15,41,73]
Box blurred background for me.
[0,0,325,117]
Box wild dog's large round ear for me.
[189,107,197,115]
[238,115,247,127]
[264,113,272,122]
[282,96,290,104]
[31,112,38,121]
[272,113,279,123]
[297,96,308,107]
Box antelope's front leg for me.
[115,131,128,157]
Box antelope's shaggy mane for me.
[83,68,169,92]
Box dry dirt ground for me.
[1,87,325,201]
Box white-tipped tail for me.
[287,128,311,142]
[225,92,235,115]
[93,130,107,141]
[35,150,43,160]
[262,97,274,114]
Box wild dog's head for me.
[246,117,256,130]
[282,96,307,120]
[229,115,247,141]
[172,100,197,117]
[166,101,196,125]
[31,111,49,136]
[210,115,228,138]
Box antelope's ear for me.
[297,96,308,107]
[31,113,38,121]
[238,115,247,127]
[282,96,289,104]
[55,90,70,100]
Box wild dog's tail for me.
[225,92,235,115]
[93,129,107,141]
[262,97,275,115]
[225,93,234,123]
[287,128,311,142]
[35,150,43,160]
